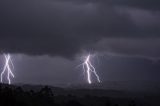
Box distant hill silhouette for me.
[0,83,160,106]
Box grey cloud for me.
[0,0,159,59]
[93,38,160,60]
[109,0,160,11]
[56,0,160,11]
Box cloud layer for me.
[0,0,160,58]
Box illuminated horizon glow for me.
[82,54,101,84]
[1,54,15,85]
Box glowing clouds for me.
[0,53,101,85]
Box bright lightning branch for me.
[1,54,15,84]
[82,54,101,84]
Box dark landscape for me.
[0,82,160,106]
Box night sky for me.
[0,0,160,85]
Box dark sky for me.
[0,0,160,85]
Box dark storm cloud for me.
[0,0,160,58]
[57,0,160,11]
[109,0,160,11]
[93,38,160,59]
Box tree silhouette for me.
[66,100,84,106]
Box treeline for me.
[0,84,150,106]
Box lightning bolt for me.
[1,54,15,85]
[82,54,101,84]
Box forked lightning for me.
[1,54,15,84]
[82,54,101,84]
